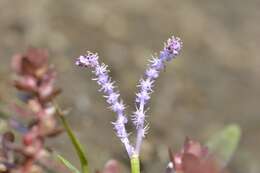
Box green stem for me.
[54,104,90,173]
[131,155,140,173]
[60,114,89,173]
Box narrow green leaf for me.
[55,105,89,173]
[206,124,241,166]
[57,154,81,173]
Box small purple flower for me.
[104,92,120,104]
[95,74,109,85]
[161,36,182,61]
[110,100,126,113]
[75,52,99,67]
[150,57,164,70]
[99,78,115,94]
[145,68,159,79]
[136,90,150,103]
[95,63,109,75]
[139,79,154,92]
[132,108,146,128]
[75,55,88,66]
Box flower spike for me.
[75,35,182,157]
[133,36,182,154]
[75,52,133,156]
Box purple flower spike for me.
[75,52,134,157]
[75,35,182,158]
[133,36,182,154]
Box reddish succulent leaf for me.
[13,76,37,92]
[11,48,48,77]
[170,138,229,173]
[24,48,48,68]
[1,48,62,172]
[182,153,201,173]
[102,160,121,173]
[183,138,209,159]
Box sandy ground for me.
[0,0,260,173]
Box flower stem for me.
[131,155,140,173]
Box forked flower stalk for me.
[75,36,182,163]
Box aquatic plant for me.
[75,36,182,173]
[0,48,63,173]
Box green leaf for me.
[57,154,81,173]
[55,105,89,173]
[206,124,241,166]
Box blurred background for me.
[0,0,259,173]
